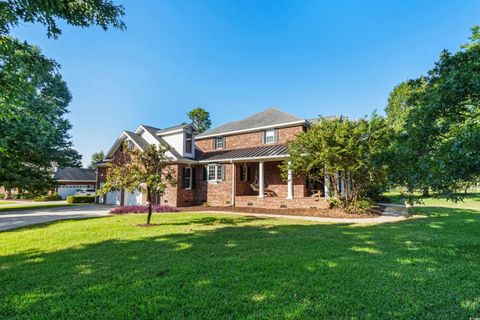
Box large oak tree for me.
[0,0,125,194]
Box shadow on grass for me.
[0,207,479,319]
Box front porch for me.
[234,195,329,209]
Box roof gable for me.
[197,108,303,138]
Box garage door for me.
[57,185,87,200]
[106,191,121,205]
[124,189,142,206]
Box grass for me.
[0,201,14,205]
[0,202,74,213]
[0,203,479,318]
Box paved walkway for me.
[200,203,409,224]
[0,205,113,231]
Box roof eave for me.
[197,120,306,139]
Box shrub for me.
[33,193,62,201]
[327,197,344,209]
[345,199,374,214]
[66,195,95,204]
[110,205,178,214]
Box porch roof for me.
[197,144,288,162]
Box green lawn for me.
[0,201,14,205]
[1,203,479,319]
[0,202,73,213]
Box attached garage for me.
[105,191,121,205]
[124,189,142,206]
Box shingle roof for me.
[198,144,288,162]
[156,123,190,135]
[124,131,149,150]
[53,167,96,181]
[197,108,303,138]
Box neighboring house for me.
[96,108,330,209]
[53,167,96,199]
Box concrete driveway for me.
[0,205,113,231]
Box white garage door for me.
[124,189,142,206]
[106,191,121,205]
[57,185,87,200]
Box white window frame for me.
[207,164,224,182]
[265,129,275,144]
[215,137,224,149]
[184,167,192,189]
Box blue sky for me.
[11,0,480,166]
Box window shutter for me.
[212,138,216,150]
[239,165,244,181]
[181,168,187,189]
[192,168,196,189]
[261,131,265,144]
[202,166,207,181]
[247,166,252,182]
[274,129,279,143]
[221,165,226,181]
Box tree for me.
[187,107,211,133]
[0,38,82,194]
[89,151,105,168]
[99,144,176,225]
[0,0,124,193]
[0,0,125,38]
[386,26,480,201]
[283,115,391,210]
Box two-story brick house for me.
[96,108,329,209]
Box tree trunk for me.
[5,189,12,200]
[146,186,153,225]
[422,187,430,197]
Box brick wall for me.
[196,125,305,152]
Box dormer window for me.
[264,129,276,144]
[214,137,224,149]
[185,132,193,154]
[126,140,134,149]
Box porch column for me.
[231,162,235,206]
[258,161,264,198]
[287,161,293,199]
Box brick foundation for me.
[234,195,329,210]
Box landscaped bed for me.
[177,205,384,219]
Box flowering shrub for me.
[110,205,178,214]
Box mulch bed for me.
[177,205,384,219]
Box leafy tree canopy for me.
[0,0,124,192]
[187,107,211,133]
[89,151,105,168]
[0,0,125,38]
[284,115,391,209]
[99,144,176,225]
[386,26,480,201]
[0,37,82,192]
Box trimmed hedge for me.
[33,193,62,202]
[110,205,178,214]
[66,195,95,204]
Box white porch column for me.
[258,161,264,198]
[231,162,236,206]
[287,161,293,199]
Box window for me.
[182,167,192,189]
[264,129,275,144]
[185,132,193,154]
[215,137,224,149]
[240,165,248,182]
[126,140,134,149]
[207,164,224,182]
